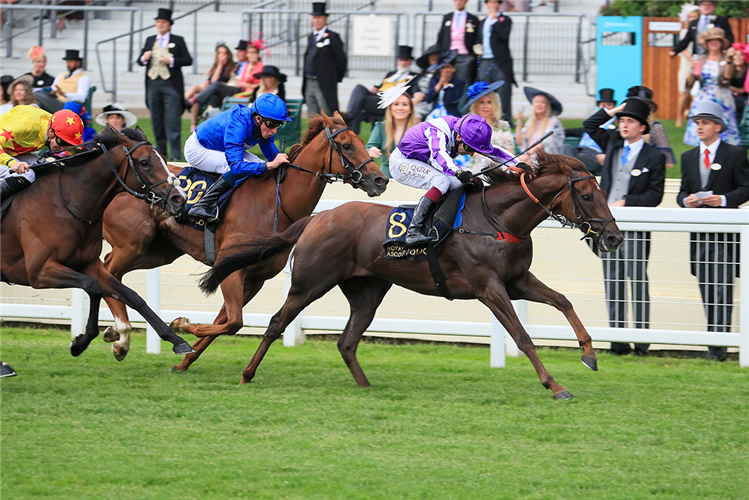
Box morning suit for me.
[677,141,749,356]
[672,14,734,56]
[302,27,347,115]
[436,10,480,86]
[477,13,515,122]
[138,32,192,160]
[584,108,666,354]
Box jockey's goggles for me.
[262,118,286,130]
[461,141,476,154]
[54,136,74,148]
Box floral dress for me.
[684,58,740,146]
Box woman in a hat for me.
[462,80,516,171]
[95,103,137,131]
[684,27,740,146]
[248,65,286,102]
[423,50,466,120]
[22,46,54,90]
[514,87,565,158]
[9,76,36,107]
[412,44,442,121]
[366,80,418,178]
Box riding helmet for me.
[249,93,292,122]
[49,109,84,146]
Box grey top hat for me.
[689,101,726,133]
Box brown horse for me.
[101,112,389,363]
[0,127,194,356]
[200,152,624,399]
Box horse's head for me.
[317,111,389,197]
[109,126,187,216]
[543,152,623,253]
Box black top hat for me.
[253,65,288,83]
[155,8,174,24]
[523,86,563,116]
[615,97,651,135]
[311,2,328,16]
[1,75,14,86]
[62,49,82,61]
[626,85,658,113]
[235,40,249,51]
[427,50,458,72]
[396,45,414,60]
[416,44,442,70]
[597,88,616,105]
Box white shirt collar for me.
[700,138,721,157]
[623,137,644,155]
[65,68,83,78]
[313,26,328,36]
[157,32,170,40]
[453,10,466,18]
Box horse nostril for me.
[375,176,389,186]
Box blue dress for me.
[684,59,740,146]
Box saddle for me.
[174,167,240,232]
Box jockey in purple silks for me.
[390,113,517,246]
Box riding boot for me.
[0,177,32,200]
[405,196,437,247]
[187,176,233,221]
[0,361,17,378]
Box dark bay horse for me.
[101,112,388,363]
[0,127,194,356]
[200,152,624,399]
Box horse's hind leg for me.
[508,271,598,371]
[337,277,393,387]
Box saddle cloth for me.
[174,167,240,231]
[383,187,466,261]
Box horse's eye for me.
[140,159,149,167]
[582,194,592,202]
[343,143,353,151]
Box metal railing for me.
[0,3,143,64]
[241,7,410,76]
[94,1,219,102]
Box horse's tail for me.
[199,216,314,295]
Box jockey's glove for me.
[456,170,473,184]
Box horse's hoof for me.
[70,333,96,357]
[553,390,574,400]
[169,365,187,373]
[170,317,190,333]
[172,342,195,355]
[102,326,120,343]
[112,344,129,362]
[582,355,598,371]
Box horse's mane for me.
[94,126,149,149]
[484,151,588,186]
[287,114,346,162]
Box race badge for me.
[710,163,722,171]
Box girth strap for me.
[426,246,453,301]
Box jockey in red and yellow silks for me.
[0,105,84,198]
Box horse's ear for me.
[333,111,344,123]
[134,125,148,141]
[320,110,334,128]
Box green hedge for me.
[600,1,749,18]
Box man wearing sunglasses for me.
[0,106,84,198]
[185,93,292,221]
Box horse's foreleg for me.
[479,282,572,399]
[176,271,251,338]
[508,272,597,371]
[337,277,393,387]
[87,262,195,356]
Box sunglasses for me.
[263,119,285,130]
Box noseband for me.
[321,126,375,184]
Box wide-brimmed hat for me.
[626,85,658,113]
[62,49,82,61]
[524,86,562,115]
[155,8,173,24]
[396,45,414,60]
[95,103,138,128]
[615,97,651,135]
[462,80,504,112]
[10,75,33,91]
[689,101,726,133]
[311,2,327,16]
[235,40,249,51]
[416,44,442,70]
[699,27,730,51]
[253,65,287,83]
[427,50,458,73]
[597,88,616,105]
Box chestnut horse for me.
[101,112,389,363]
[0,127,194,356]
[200,152,624,399]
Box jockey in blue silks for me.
[185,93,292,221]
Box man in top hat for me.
[436,0,480,87]
[412,44,442,121]
[345,45,418,134]
[35,49,91,114]
[303,2,347,116]
[138,8,192,161]
[677,102,749,361]
[584,97,666,357]
[670,0,733,58]
[194,40,251,114]
[476,0,515,123]
[563,88,617,174]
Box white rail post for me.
[282,257,304,346]
[146,268,161,354]
[490,316,506,368]
[70,289,88,338]
[740,225,749,368]
[506,300,524,357]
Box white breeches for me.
[183,132,262,175]
[0,159,37,183]
[389,148,461,195]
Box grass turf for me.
[2,326,748,499]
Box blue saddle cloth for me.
[174,167,240,231]
[383,189,466,261]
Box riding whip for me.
[469,130,554,180]
[273,139,286,233]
